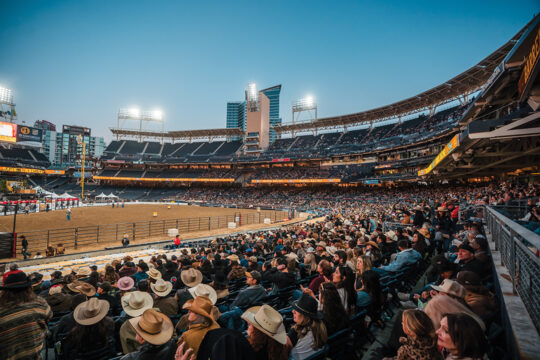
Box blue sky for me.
[0,1,538,142]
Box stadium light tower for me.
[76,135,86,201]
[292,95,318,125]
[0,86,16,123]
[246,83,260,112]
[117,107,165,141]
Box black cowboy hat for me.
[292,293,323,320]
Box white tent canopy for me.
[107,193,119,198]
[59,192,76,198]
[95,193,108,198]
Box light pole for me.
[76,135,86,201]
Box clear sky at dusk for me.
[0,0,538,142]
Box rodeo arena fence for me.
[14,209,288,255]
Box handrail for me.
[487,206,540,251]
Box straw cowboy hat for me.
[241,305,287,345]
[366,241,379,249]
[437,206,449,212]
[129,309,173,345]
[384,231,398,241]
[150,279,173,297]
[182,296,215,323]
[122,291,154,317]
[431,279,466,299]
[76,267,92,277]
[49,285,63,295]
[188,284,217,305]
[418,228,431,239]
[413,206,423,211]
[74,297,110,326]
[146,268,162,280]
[75,282,96,297]
[117,276,135,291]
[285,253,299,263]
[180,268,203,288]
[227,254,240,263]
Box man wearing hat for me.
[230,271,267,309]
[134,262,150,282]
[151,279,178,316]
[47,284,73,312]
[175,268,203,308]
[122,309,177,360]
[456,271,496,317]
[0,271,53,360]
[456,243,484,275]
[120,291,154,354]
[97,281,120,316]
[178,296,220,357]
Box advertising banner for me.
[16,125,43,142]
[0,121,17,143]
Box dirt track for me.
[0,204,281,232]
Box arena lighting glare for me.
[291,95,318,136]
[246,83,260,112]
[117,107,165,141]
[150,110,163,121]
[0,86,13,105]
[129,108,140,118]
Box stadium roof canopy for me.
[109,127,244,141]
[273,19,533,134]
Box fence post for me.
[133,223,136,242]
[47,230,50,248]
[208,217,210,230]
[74,228,78,249]
[176,219,179,231]
[116,224,118,241]
[97,225,99,243]
[199,217,201,231]
[188,218,191,231]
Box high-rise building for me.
[261,85,282,142]
[226,101,246,130]
[34,120,56,132]
[40,123,105,166]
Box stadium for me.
[0,5,539,360]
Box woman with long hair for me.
[356,270,384,312]
[288,294,328,360]
[355,255,373,291]
[103,264,119,284]
[303,253,318,277]
[242,305,290,360]
[332,265,356,315]
[437,313,488,360]
[387,309,442,360]
[319,282,349,336]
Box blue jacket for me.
[380,249,421,272]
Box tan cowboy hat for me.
[67,280,83,293]
[182,296,215,323]
[241,305,287,345]
[384,231,398,241]
[76,267,92,277]
[150,279,173,297]
[76,282,96,297]
[431,279,466,299]
[122,291,154,317]
[49,285,63,295]
[74,297,110,326]
[413,206,423,211]
[366,241,379,249]
[146,268,162,280]
[317,241,327,248]
[188,284,217,305]
[418,228,431,239]
[129,309,173,345]
[285,253,299,263]
[227,254,240,263]
[437,206,448,212]
[180,268,203,288]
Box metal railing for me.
[382,221,414,233]
[485,206,540,333]
[17,210,288,254]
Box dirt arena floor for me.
[0,204,283,232]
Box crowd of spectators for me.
[2,180,536,359]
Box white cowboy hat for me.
[241,305,287,345]
[122,291,154,317]
[188,284,217,305]
[150,279,173,297]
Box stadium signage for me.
[45,169,66,175]
[16,125,43,142]
[0,166,45,174]
[251,179,341,184]
[518,25,540,97]
[272,158,291,162]
[93,176,235,182]
[417,134,459,176]
[0,121,17,143]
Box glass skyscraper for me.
[261,85,282,142]
[226,101,246,130]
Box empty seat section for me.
[175,142,202,156]
[214,141,242,155]
[116,170,144,177]
[144,142,162,154]
[119,141,146,155]
[193,141,224,155]
[104,140,123,153]
[162,143,184,156]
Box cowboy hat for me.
[292,293,323,320]
[227,254,240,263]
[366,241,379,249]
[384,231,398,241]
[430,279,466,299]
[413,206,423,211]
[0,271,31,290]
[66,280,83,293]
[418,228,431,239]
[437,206,448,212]
[74,297,109,326]
[182,296,215,323]
[241,305,287,345]
[117,276,135,291]
[75,282,96,297]
[146,268,162,280]
[285,253,299,263]
[180,268,203,288]
[122,291,154,317]
[188,284,217,305]
[150,279,173,297]
[76,267,92,277]
[129,309,173,345]
[49,285,63,295]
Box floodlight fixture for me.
[0,86,13,105]
[151,110,163,121]
[129,108,140,118]
[292,94,318,134]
